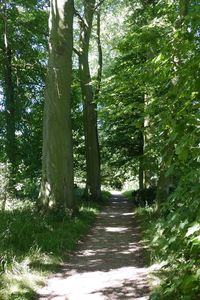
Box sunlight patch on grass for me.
[1,265,44,300]
[122,190,134,200]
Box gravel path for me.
[37,193,150,300]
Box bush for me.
[136,185,200,300]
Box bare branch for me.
[74,9,88,27]
[94,0,105,12]
[73,47,81,57]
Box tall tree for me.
[1,1,17,179]
[39,0,74,211]
[75,0,101,201]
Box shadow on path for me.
[36,193,150,299]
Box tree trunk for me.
[78,0,101,201]
[156,139,175,208]
[139,156,144,191]
[39,0,74,212]
[94,7,103,100]
[2,3,17,179]
[138,124,144,191]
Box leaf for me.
[153,53,164,64]
[191,235,200,245]
[179,220,188,229]
[168,236,176,244]
[181,275,197,292]
[196,269,200,278]
[185,223,200,237]
[165,164,175,177]
[175,143,189,161]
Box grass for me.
[101,190,112,203]
[122,189,134,200]
[0,188,109,300]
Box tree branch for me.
[73,47,81,57]
[74,9,88,27]
[94,0,105,12]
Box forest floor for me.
[36,193,151,300]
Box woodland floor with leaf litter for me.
[36,193,152,300]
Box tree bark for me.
[78,0,101,201]
[94,7,103,100]
[139,156,144,191]
[39,0,74,212]
[2,3,17,178]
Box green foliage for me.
[122,190,134,200]
[0,0,199,297]
[101,190,112,203]
[136,188,200,300]
[71,70,86,182]
[0,0,48,192]
[112,1,200,298]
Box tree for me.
[1,1,17,180]
[39,0,74,212]
[0,0,48,197]
[74,0,102,201]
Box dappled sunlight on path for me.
[37,194,150,299]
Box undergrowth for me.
[134,188,200,300]
[101,190,112,203]
[0,188,109,300]
[122,190,134,200]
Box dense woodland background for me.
[0,0,200,299]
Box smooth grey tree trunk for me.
[39,0,74,212]
[78,0,101,202]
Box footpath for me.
[37,193,150,300]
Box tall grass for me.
[0,188,105,300]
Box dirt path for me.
[37,193,150,300]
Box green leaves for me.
[186,223,200,238]
[0,0,48,191]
